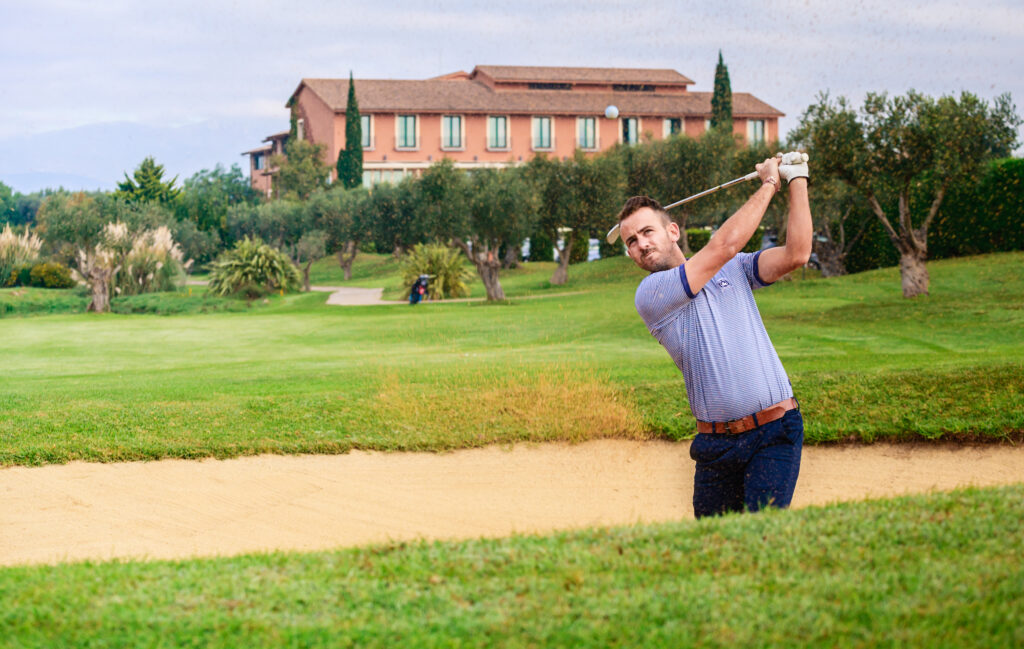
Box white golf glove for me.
[776,151,809,183]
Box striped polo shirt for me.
[635,250,793,423]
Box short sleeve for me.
[635,265,693,330]
[738,250,774,290]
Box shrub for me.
[569,235,590,264]
[207,237,302,298]
[114,224,189,296]
[685,227,763,254]
[686,228,712,252]
[399,243,473,300]
[527,232,554,262]
[931,157,1024,259]
[29,262,77,288]
[5,264,33,287]
[0,224,42,286]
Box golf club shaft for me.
[662,170,760,210]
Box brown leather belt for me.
[696,397,799,434]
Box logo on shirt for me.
[717,278,731,289]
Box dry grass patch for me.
[370,367,646,450]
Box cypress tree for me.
[710,50,733,132]
[336,72,364,189]
[115,156,181,203]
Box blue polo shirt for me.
[635,251,793,423]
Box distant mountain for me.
[0,117,285,194]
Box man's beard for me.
[641,252,676,273]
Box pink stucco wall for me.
[289,88,779,181]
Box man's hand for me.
[755,157,781,193]
[777,151,809,183]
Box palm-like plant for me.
[207,237,302,298]
[399,243,473,300]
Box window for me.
[361,115,372,148]
[704,119,711,132]
[532,116,552,149]
[487,116,508,149]
[664,118,682,137]
[577,116,597,149]
[362,168,410,188]
[747,119,765,145]
[396,114,417,149]
[622,117,639,145]
[296,118,305,141]
[442,115,463,149]
[253,154,265,170]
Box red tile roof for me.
[296,78,783,118]
[241,143,273,155]
[472,65,695,86]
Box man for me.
[611,153,811,517]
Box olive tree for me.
[791,90,1020,297]
[307,187,370,281]
[530,152,625,285]
[461,166,538,300]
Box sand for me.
[2,440,1022,566]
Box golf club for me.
[605,170,758,244]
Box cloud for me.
[0,0,1019,147]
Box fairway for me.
[1,252,1022,467]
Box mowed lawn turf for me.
[1,252,1022,466]
[2,486,1022,648]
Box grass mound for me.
[370,367,646,450]
[3,485,1021,647]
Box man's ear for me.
[666,220,681,243]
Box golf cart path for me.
[2,440,1023,566]
[184,282,584,305]
[311,285,588,305]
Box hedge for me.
[844,157,1023,272]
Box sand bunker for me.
[2,440,1022,566]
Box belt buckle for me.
[722,420,738,434]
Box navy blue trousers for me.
[689,408,803,518]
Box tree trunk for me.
[455,238,507,301]
[302,260,312,292]
[502,244,521,269]
[337,240,357,281]
[87,271,112,312]
[477,261,506,301]
[814,238,846,277]
[867,191,932,298]
[899,247,929,298]
[78,249,117,313]
[813,220,846,277]
[550,238,572,285]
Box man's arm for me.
[682,157,780,295]
[756,175,812,283]
[756,152,812,282]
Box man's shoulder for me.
[635,266,684,297]
[634,266,689,327]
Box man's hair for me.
[617,196,671,225]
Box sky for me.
[1,0,1021,191]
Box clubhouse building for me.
[243,65,783,195]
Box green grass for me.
[2,485,1022,648]
[0,286,89,316]
[1,252,1022,466]
[108,284,271,315]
